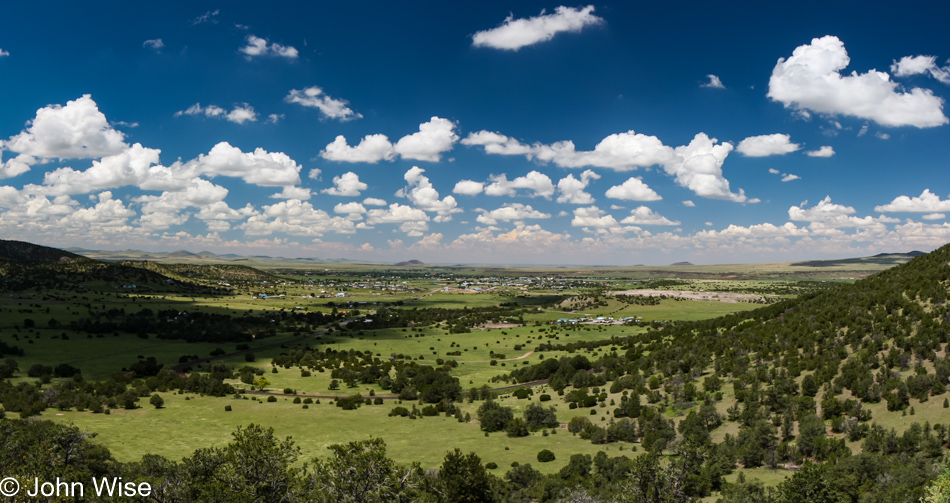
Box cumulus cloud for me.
[604,177,661,201]
[396,166,461,220]
[701,74,725,89]
[891,55,950,85]
[320,117,457,163]
[571,206,631,233]
[393,117,458,162]
[35,141,302,195]
[333,202,367,220]
[322,172,368,197]
[143,39,164,50]
[484,170,555,198]
[365,203,431,236]
[320,134,395,163]
[175,103,258,124]
[619,206,680,226]
[240,199,355,236]
[806,146,835,157]
[788,196,896,231]
[875,189,950,213]
[682,200,695,207]
[464,129,748,202]
[453,180,485,196]
[781,174,801,182]
[767,35,948,128]
[2,95,127,161]
[471,5,603,51]
[462,129,674,171]
[663,133,749,202]
[363,197,387,206]
[185,142,302,187]
[789,196,854,221]
[923,213,946,220]
[736,134,800,157]
[476,203,551,225]
[285,86,361,121]
[0,156,32,179]
[321,136,391,163]
[239,35,298,59]
[270,186,312,200]
[556,169,600,204]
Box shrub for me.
[224,405,232,411]
[266,396,277,403]
[389,406,410,417]
[485,462,498,470]
[537,449,555,462]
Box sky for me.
[1,1,949,265]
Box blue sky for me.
[1,1,949,265]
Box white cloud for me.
[333,202,367,219]
[393,117,458,162]
[464,129,749,202]
[0,48,9,57]
[460,131,532,155]
[0,156,32,179]
[805,146,835,157]
[463,129,675,171]
[476,203,551,225]
[240,199,355,236]
[484,170,555,198]
[308,168,321,180]
[175,103,258,124]
[874,189,950,213]
[453,180,485,196]
[143,39,164,50]
[789,195,854,221]
[787,196,897,231]
[267,114,284,124]
[701,74,725,89]
[226,104,257,124]
[363,197,387,206]
[134,178,233,230]
[186,142,302,187]
[682,200,695,207]
[471,5,603,51]
[620,206,680,226]
[781,173,801,182]
[193,9,219,25]
[239,35,298,59]
[663,133,748,202]
[2,95,127,161]
[875,132,890,140]
[556,169,600,204]
[33,143,161,195]
[397,166,461,220]
[571,206,631,234]
[768,168,780,174]
[285,86,361,121]
[270,186,312,200]
[365,203,431,236]
[891,55,950,85]
[923,213,946,220]
[736,134,800,157]
[767,35,948,128]
[322,172,368,197]
[320,134,395,163]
